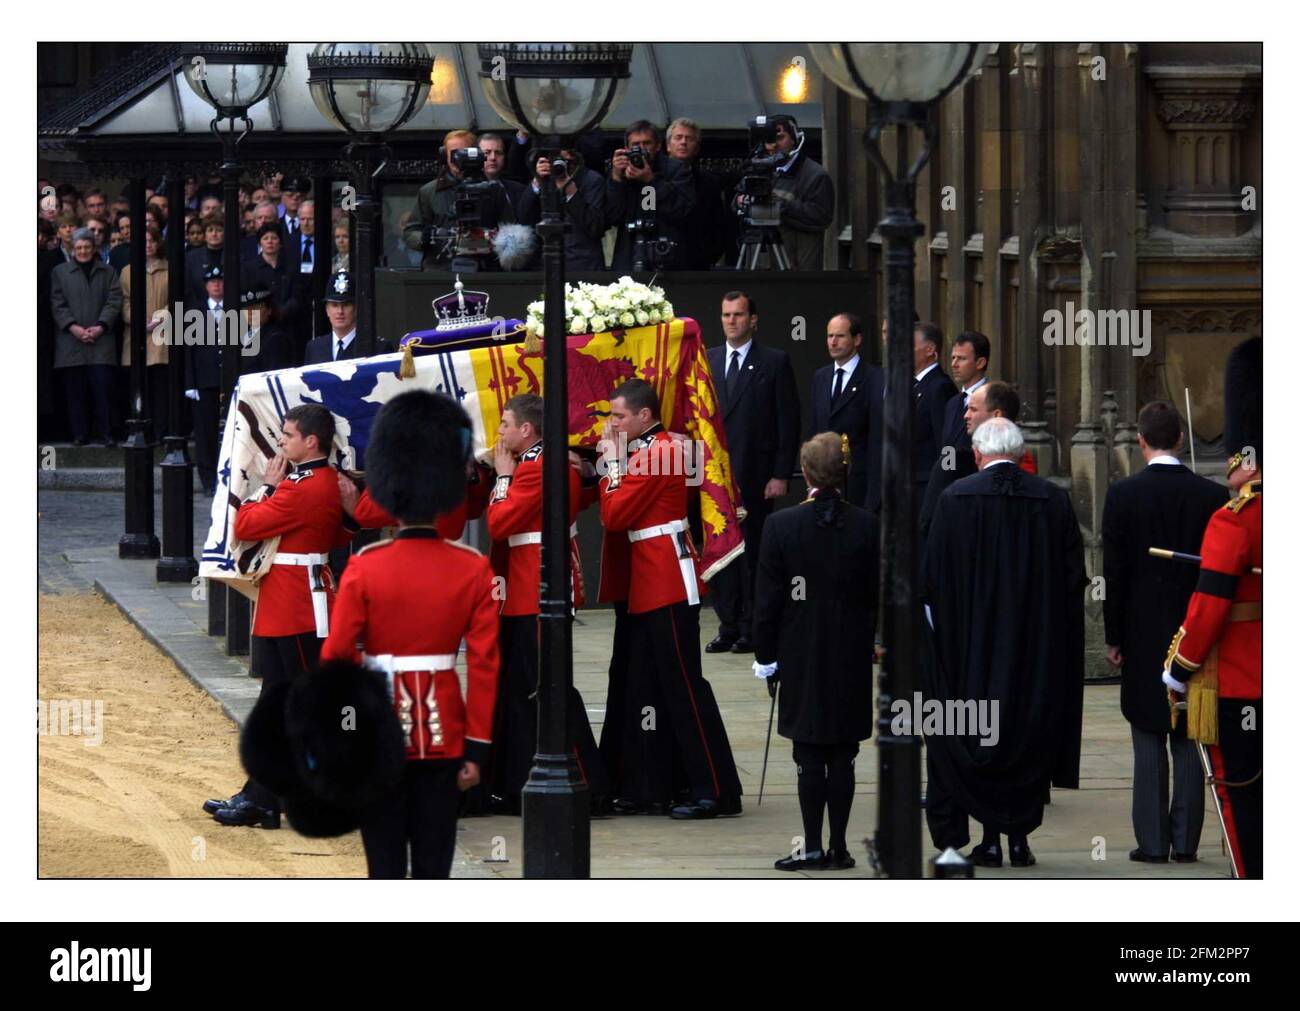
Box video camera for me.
[735,117,792,229]
[421,147,505,271]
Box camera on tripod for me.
[627,217,677,271]
[734,116,795,270]
[420,146,506,271]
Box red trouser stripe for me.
[1209,744,1246,879]
[668,607,721,797]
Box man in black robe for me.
[921,417,1086,868]
[753,433,878,870]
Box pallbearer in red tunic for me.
[1163,337,1263,878]
[321,390,500,878]
[204,403,353,829]
[482,394,608,812]
[598,378,742,819]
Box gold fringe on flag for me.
[399,340,418,379]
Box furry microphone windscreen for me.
[492,223,539,270]
[366,390,472,523]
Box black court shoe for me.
[212,800,280,829]
[201,790,245,816]
[775,849,829,871]
[1008,839,1036,867]
[669,798,721,820]
[823,848,856,870]
[730,637,754,654]
[967,842,1003,868]
[1129,848,1170,864]
[612,798,669,816]
[1171,851,1198,863]
[705,634,738,654]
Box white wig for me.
[972,417,1025,458]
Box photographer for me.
[403,129,516,269]
[480,132,528,219]
[765,115,834,270]
[517,144,608,272]
[605,120,696,272]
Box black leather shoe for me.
[824,848,856,870]
[730,637,754,654]
[1172,851,1198,863]
[669,798,721,820]
[716,796,743,817]
[1129,848,1169,864]
[775,849,828,871]
[212,800,280,829]
[1009,841,1036,867]
[201,790,245,816]
[968,842,1003,868]
[611,798,669,816]
[705,634,737,654]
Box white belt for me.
[363,653,458,674]
[627,518,699,606]
[507,523,578,547]
[273,552,330,638]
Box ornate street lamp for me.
[180,43,288,652]
[809,43,987,879]
[477,42,633,879]
[308,43,433,356]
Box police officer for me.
[1162,338,1263,878]
[203,403,352,827]
[321,390,501,878]
[303,271,394,365]
[597,378,742,818]
[184,263,225,495]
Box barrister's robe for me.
[920,461,1087,836]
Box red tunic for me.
[598,427,701,615]
[232,458,352,637]
[321,529,500,764]
[351,464,491,541]
[484,442,586,616]
[1168,481,1262,699]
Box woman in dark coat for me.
[49,228,123,445]
[753,432,879,871]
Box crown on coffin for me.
[432,276,490,331]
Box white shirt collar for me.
[833,353,860,382]
[915,361,939,383]
[724,338,753,370]
[208,297,223,311]
[981,458,1017,470]
[962,375,988,397]
[1148,454,1182,467]
[334,327,357,349]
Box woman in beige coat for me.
[120,226,170,441]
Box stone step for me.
[37,442,175,469]
[38,466,210,494]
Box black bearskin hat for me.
[1224,336,1262,468]
[284,659,406,811]
[282,793,360,839]
[240,681,310,800]
[366,390,472,523]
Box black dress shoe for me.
[212,800,280,829]
[1129,848,1169,864]
[968,842,1003,867]
[775,849,828,871]
[1172,851,1198,863]
[1008,841,1036,867]
[730,637,754,654]
[201,790,245,816]
[705,634,737,653]
[669,798,721,820]
[716,796,743,817]
[611,798,669,816]
[824,848,856,870]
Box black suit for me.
[940,387,972,450]
[706,341,801,641]
[808,357,884,515]
[303,331,395,366]
[913,365,957,492]
[1102,460,1227,858]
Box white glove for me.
[1162,669,1188,694]
[752,660,778,679]
[185,389,200,401]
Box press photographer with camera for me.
[605,120,696,272]
[516,142,608,272]
[735,114,834,270]
[666,117,731,269]
[404,129,517,270]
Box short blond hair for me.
[443,129,477,147]
[800,432,845,490]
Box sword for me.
[758,683,778,806]
[1148,547,1261,576]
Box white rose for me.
[635,309,650,326]
[647,308,661,324]
[662,303,675,320]
[590,314,609,332]
[619,311,636,328]
[577,300,595,318]
[535,323,545,337]
[570,315,589,334]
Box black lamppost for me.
[809,43,987,879]
[307,43,433,357]
[478,42,633,878]
[180,43,287,651]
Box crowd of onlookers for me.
[37,173,353,447]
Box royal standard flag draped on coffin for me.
[200,317,745,595]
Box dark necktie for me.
[302,236,313,263]
[832,367,845,402]
[726,349,740,400]
[334,337,344,361]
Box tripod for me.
[736,222,791,270]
